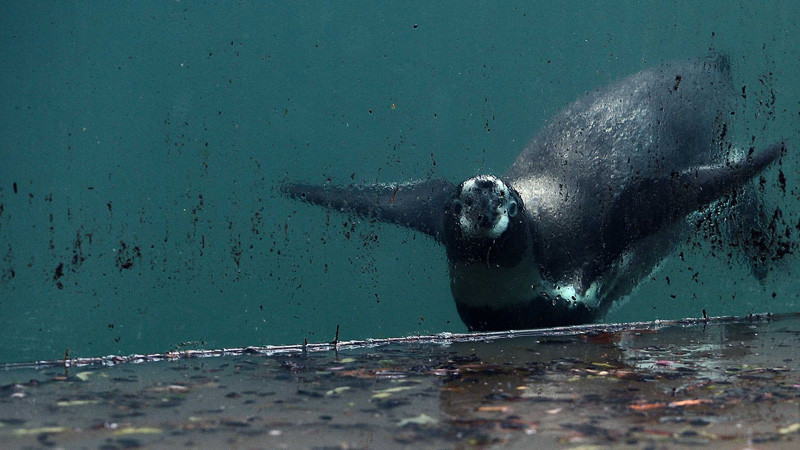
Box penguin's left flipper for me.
[280,179,457,242]
[608,141,786,250]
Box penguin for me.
[281,55,785,331]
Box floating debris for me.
[10,427,68,436]
[56,400,101,407]
[779,423,800,435]
[0,312,798,447]
[75,371,93,381]
[112,427,163,435]
[397,413,437,427]
[325,386,351,396]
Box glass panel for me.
[1,2,797,363]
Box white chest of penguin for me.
[448,253,602,311]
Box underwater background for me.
[1,1,798,364]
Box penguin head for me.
[443,175,528,266]
[452,175,519,238]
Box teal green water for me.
[1,2,798,364]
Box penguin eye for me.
[507,201,518,217]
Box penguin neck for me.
[443,214,529,268]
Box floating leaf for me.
[668,399,712,408]
[397,413,437,427]
[629,402,667,411]
[476,406,510,413]
[326,386,351,396]
[591,362,617,369]
[151,385,189,393]
[113,427,163,435]
[56,400,100,407]
[75,371,93,381]
[11,427,68,435]
[372,386,414,399]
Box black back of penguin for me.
[507,56,737,289]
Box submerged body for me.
[282,55,783,331]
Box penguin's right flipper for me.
[280,179,457,242]
[607,141,785,252]
[726,184,771,280]
[724,176,798,282]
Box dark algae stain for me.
[115,241,142,271]
[1,245,14,282]
[71,229,87,268]
[743,207,797,267]
[53,262,64,289]
[231,239,243,267]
